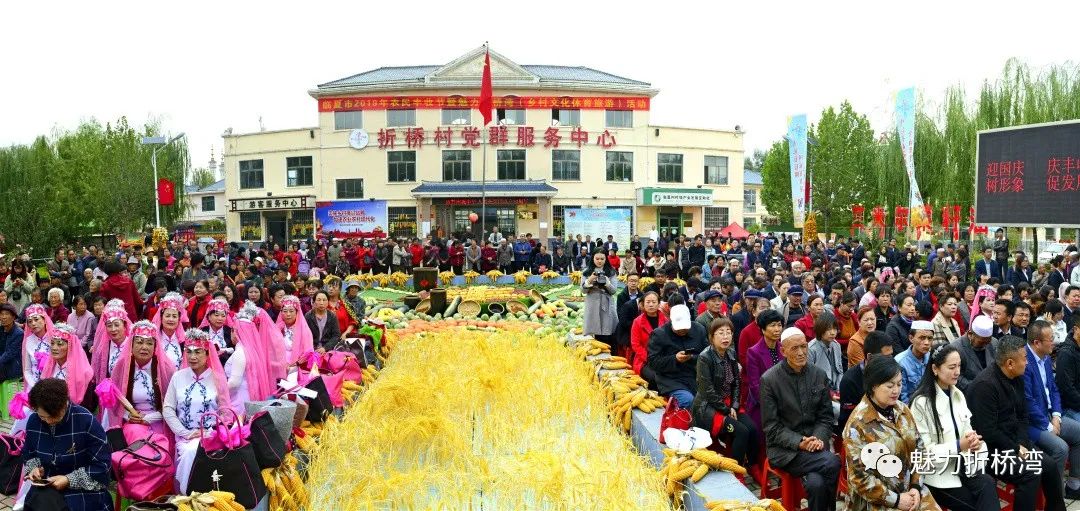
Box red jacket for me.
[630,310,668,374]
[793,313,818,341]
[737,321,762,412]
[409,244,424,266]
[100,274,142,321]
[448,245,465,267]
[186,294,211,328]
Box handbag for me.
[248,411,286,469]
[288,375,333,423]
[0,433,23,495]
[112,430,174,501]
[188,442,268,509]
[199,408,249,452]
[127,496,179,510]
[328,342,367,374]
[245,399,297,445]
[25,485,70,511]
[658,397,692,445]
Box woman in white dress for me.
[226,301,274,410]
[275,295,314,371]
[152,292,187,370]
[102,320,176,437]
[162,329,231,494]
[20,303,53,387]
[91,299,131,386]
[40,324,93,405]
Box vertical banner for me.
[896,87,927,232]
[787,114,808,228]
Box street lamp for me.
[141,133,186,227]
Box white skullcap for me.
[970,315,994,338]
[780,327,805,343]
[911,320,934,332]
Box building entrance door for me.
[266,213,287,249]
[658,207,683,238]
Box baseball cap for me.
[699,290,722,302]
[788,285,805,296]
[970,316,993,338]
[126,257,139,265]
[670,305,692,331]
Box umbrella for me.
[719,222,750,238]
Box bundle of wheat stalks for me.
[304,328,671,510]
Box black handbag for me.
[0,434,22,495]
[127,496,178,510]
[303,376,333,423]
[188,443,267,509]
[248,411,286,469]
[106,427,128,452]
[331,338,367,368]
[25,484,70,511]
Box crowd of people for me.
[578,228,1080,511]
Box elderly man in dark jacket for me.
[647,304,708,409]
[967,335,1066,510]
[759,326,840,511]
[0,304,23,380]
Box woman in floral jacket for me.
[844,356,939,511]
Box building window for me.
[657,153,683,183]
[387,109,416,127]
[441,108,471,125]
[497,108,525,125]
[605,110,633,128]
[442,150,472,181]
[743,217,755,228]
[705,155,729,185]
[334,111,362,130]
[606,151,633,182]
[240,212,261,241]
[744,188,757,213]
[704,207,729,230]
[238,159,263,189]
[497,150,526,180]
[286,156,313,187]
[200,196,215,212]
[388,207,417,239]
[552,205,581,238]
[387,151,416,182]
[496,208,516,237]
[336,178,364,199]
[551,150,580,181]
[551,109,580,126]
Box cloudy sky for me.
[3,1,1076,172]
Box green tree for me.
[743,148,767,173]
[808,101,878,232]
[190,167,216,188]
[759,139,792,225]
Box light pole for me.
[141,133,186,227]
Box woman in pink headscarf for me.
[162,329,231,494]
[199,298,233,364]
[40,323,94,406]
[228,302,273,410]
[275,295,314,371]
[970,285,997,320]
[20,303,54,386]
[152,292,188,370]
[102,320,177,435]
[91,299,131,385]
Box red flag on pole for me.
[478,47,493,126]
[157,178,175,206]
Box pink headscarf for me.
[181,329,231,410]
[104,320,177,426]
[971,286,997,319]
[22,304,55,366]
[153,292,189,341]
[275,295,314,366]
[198,298,231,329]
[255,306,287,385]
[233,302,273,402]
[92,300,131,384]
[40,324,93,404]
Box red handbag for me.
[111,424,173,501]
[658,397,692,444]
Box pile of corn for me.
[706,498,786,511]
[261,452,308,511]
[512,270,532,284]
[571,339,667,432]
[169,491,244,511]
[661,449,749,508]
[304,327,671,509]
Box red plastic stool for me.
[763,459,807,511]
[833,436,849,498]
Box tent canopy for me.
[719,222,750,238]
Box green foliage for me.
[0,117,188,256]
[743,149,767,173]
[759,59,1080,233]
[198,219,226,232]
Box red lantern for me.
[468,212,479,223]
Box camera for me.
[594,274,607,285]
[10,291,20,301]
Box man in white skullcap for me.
[896,319,934,401]
[950,315,996,392]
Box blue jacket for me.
[975,259,999,280]
[1007,267,1033,286]
[0,324,22,381]
[513,240,532,263]
[1023,345,1062,443]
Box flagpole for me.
[480,41,489,241]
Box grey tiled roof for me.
[744,170,763,186]
[318,65,648,88]
[187,179,225,194]
[411,180,558,196]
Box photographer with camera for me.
[4,259,36,315]
[582,250,618,344]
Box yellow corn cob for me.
[670,462,697,482]
[719,456,748,475]
[690,448,724,468]
[691,462,710,483]
[757,499,784,511]
[622,407,632,431]
[630,391,646,408]
[601,361,630,370]
[262,468,277,494]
